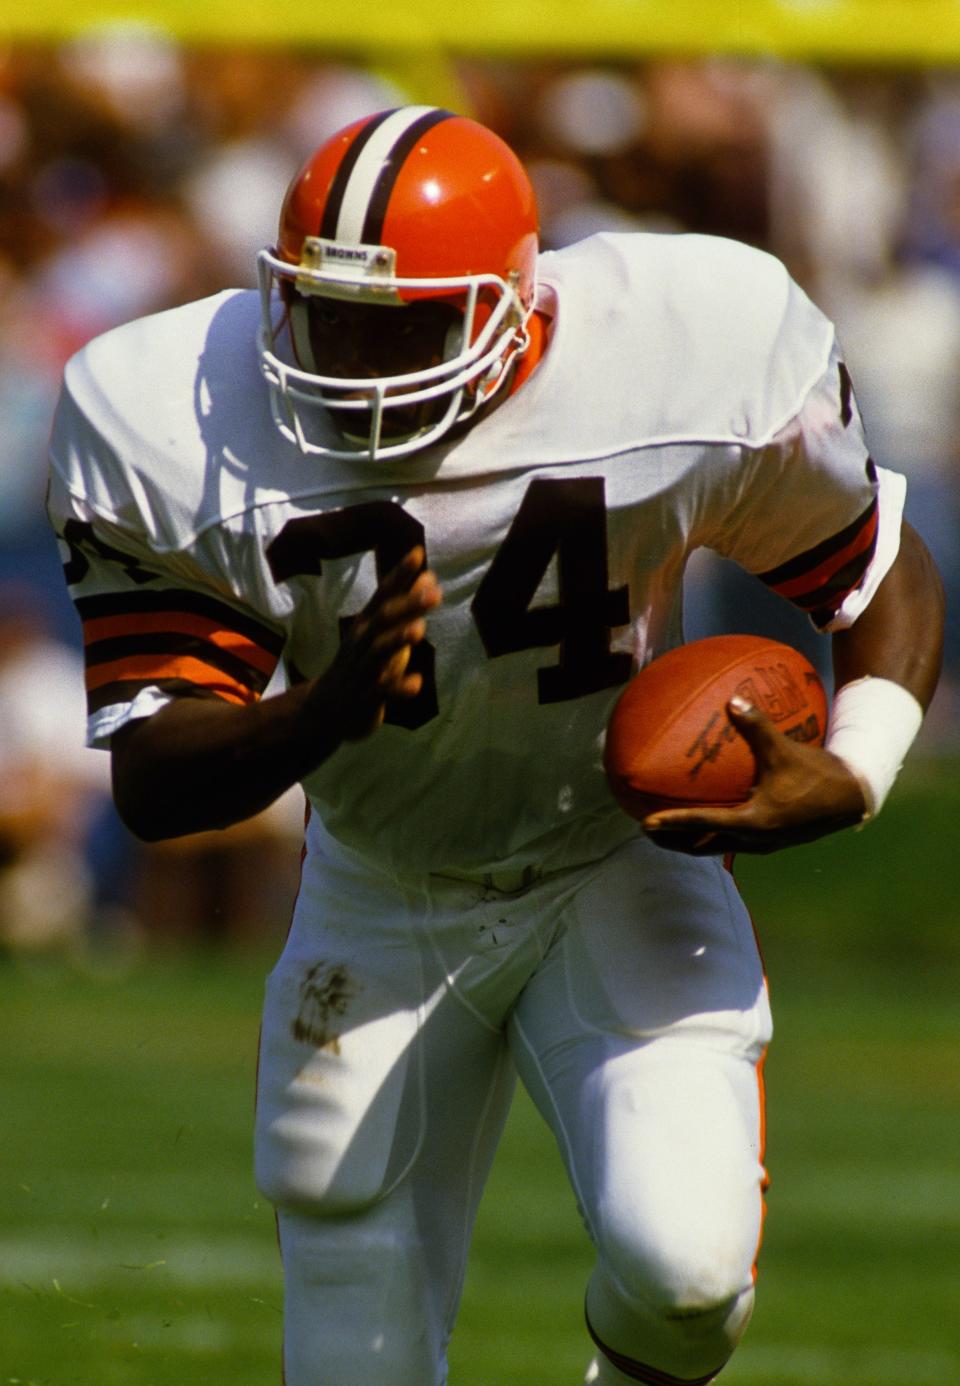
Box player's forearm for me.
[831,522,945,706]
[110,680,345,841]
[110,550,440,841]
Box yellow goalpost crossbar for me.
[3,0,960,64]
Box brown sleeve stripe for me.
[756,495,877,589]
[83,615,279,679]
[87,678,244,716]
[759,500,878,598]
[774,517,878,617]
[85,653,259,707]
[83,631,277,695]
[74,589,285,655]
[756,497,878,619]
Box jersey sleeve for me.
[697,340,905,631]
[48,510,285,750]
[47,337,287,751]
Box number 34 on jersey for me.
[267,475,633,729]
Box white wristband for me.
[825,676,924,821]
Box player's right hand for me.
[310,546,442,741]
[643,697,867,855]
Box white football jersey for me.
[47,232,903,875]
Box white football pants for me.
[254,828,771,1385]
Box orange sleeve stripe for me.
[81,610,279,676]
[767,507,878,601]
[84,653,257,704]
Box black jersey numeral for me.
[471,477,631,703]
[266,502,438,729]
[268,478,630,730]
[61,519,159,586]
[838,361,854,428]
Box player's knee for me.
[601,1211,754,1320]
[254,1122,405,1215]
[254,1090,405,1214]
[621,1271,752,1357]
[645,1253,753,1324]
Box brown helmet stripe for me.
[319,107,396,241]
[321,106,455,247]
[359,107,455,245]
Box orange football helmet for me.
[257,105,539,461]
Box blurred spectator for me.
[901,75,960,276]
[766,65,911,297]
[133,787,305,950]
[282,64,408,158]
[33,199,204,345]
[0,584,117,951]
[640,59,771,247]
[534,66,647,159]
[0,270,76,644]
[59,22,186,137]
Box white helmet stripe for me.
[333,105,447,244]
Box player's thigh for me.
[255,855,521,1216]
[509,840,770,1297]
[547,835,770,1042]
[254,913,423,1209]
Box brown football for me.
[604,635,828,821]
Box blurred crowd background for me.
[1,30,958,956]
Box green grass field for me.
[2,758,960,1385]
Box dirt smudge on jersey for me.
[292,961,362,1053]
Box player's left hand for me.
[642,696,868,856]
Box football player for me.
[48,106,944,1385]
